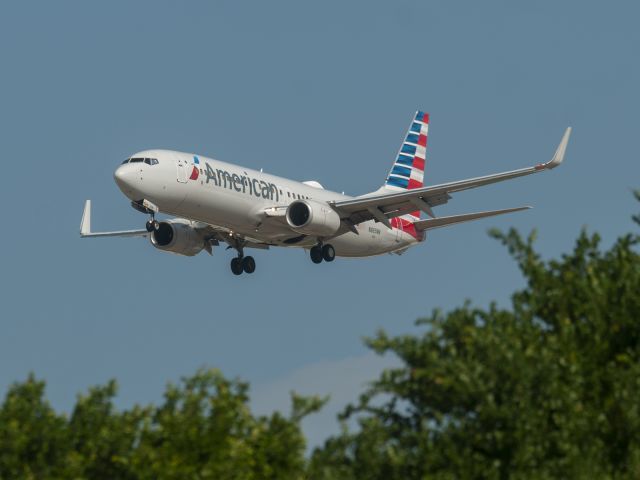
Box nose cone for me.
[114,164,142,198]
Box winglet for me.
[544,127,572,169]
[79,200,148,238]
[80,200,91,236]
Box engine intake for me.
[150,220,205,256]
[286,200,341,237]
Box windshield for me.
[121,157,159,165]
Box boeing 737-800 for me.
[80,111,571,275]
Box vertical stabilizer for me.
[383,110,429,218]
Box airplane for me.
[80,111,571,275]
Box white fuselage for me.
[114,149,421,257]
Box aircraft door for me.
[176,158,188,183]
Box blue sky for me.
[0,0,638,447]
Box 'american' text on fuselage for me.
[204,162,279,202]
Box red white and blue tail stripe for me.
[385,111,428,192]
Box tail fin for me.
[384,110,429,218]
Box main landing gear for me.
[231,256,256,275]
[228,240,256,275]
[310,243,335,264]
[230,255,256,275]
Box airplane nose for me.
[114,164,141,195]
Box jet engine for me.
[286,200,341,237]
[149,220,205,256]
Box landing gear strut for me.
[310,243,335,264]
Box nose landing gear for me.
[310,243,335,264]
[145,217,159,232]
[132,199,160,232]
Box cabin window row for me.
[283,190,310,200]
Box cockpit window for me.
[122,157,158,165]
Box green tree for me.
[130,368,324,480]
[0,374,68,479]
[310,195,640,480]
[0,369,324,479]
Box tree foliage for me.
[310,195,640,479]
[0,369,325,480]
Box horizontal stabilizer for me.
[80,200,148,238]
[413,206,531,231]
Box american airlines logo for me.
[202,161,280,201]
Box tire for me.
[242,256,256,274]
[230,257,243,275]
[322,244,336,262]
[145,220,155,232]
[310,246,323,264]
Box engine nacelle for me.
[286,200,341,237]
[149,220,205,256]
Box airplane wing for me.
[80,200,148,237]
[80,200,270,252]
[413,206,531,231]
[330,127,571,227]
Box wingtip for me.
[510,206,532,213]
[547,126,572,169]
[80,199,91,236]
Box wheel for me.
[322,244,335,262]
[242,256,256,274]
[152,220,160,231]
[310,246,323,264]
[230,257,243,275]
[145,220,155,232]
